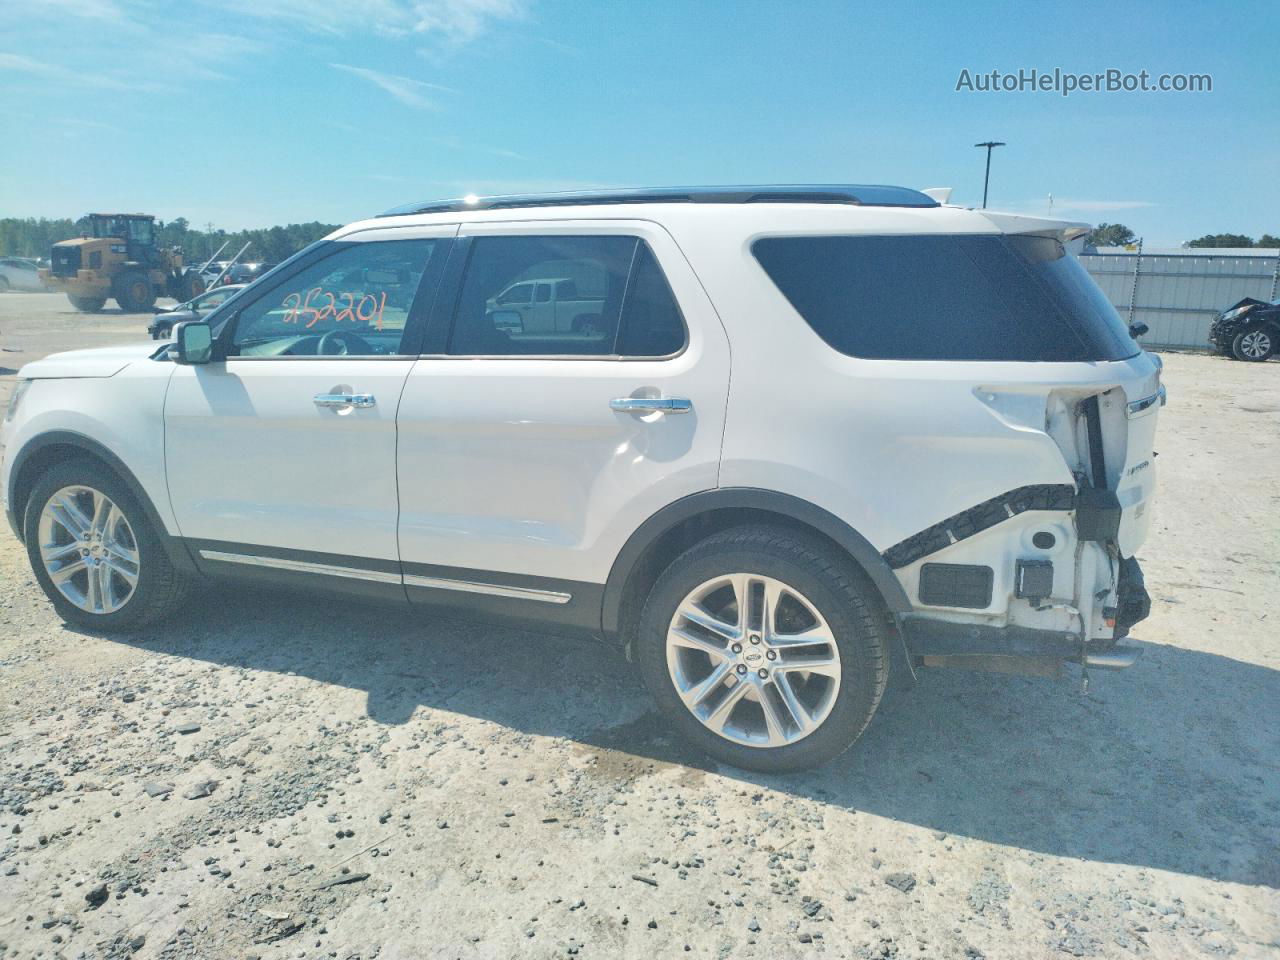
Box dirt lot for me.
[0,290,1277,959]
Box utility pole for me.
[974,141,1005,208]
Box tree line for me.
[0,217,340,264]
[1087,222,1280,249]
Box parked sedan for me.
[147,284,247,339]
[0,257,45,292]
[1209,297,1279,361]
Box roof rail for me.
[379,184,939,217]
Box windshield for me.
[87,217,125,239]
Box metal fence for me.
[1079,249,1280,350]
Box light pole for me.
[974,141,1005,209]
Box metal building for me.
[1079,246,1280,350]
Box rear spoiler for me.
[919,190,1093,251]
[975,211,1092,254]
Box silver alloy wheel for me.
[1240,330,1271,359]
[37,485,140,615]
[665,573,842,748]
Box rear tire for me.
[23,461,190,632]
[635,525,890,773]
[1232,326,1275,362]
[114,271,156,313]
[0,276,10,292]
[68,294,107,312]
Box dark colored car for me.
[1210,297,1279,361]
[218,262,278,287]
[147,284,246,339]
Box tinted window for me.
[231,239,436,357]
[617,243,686,356]
[449,236,686,357]
[450,236,636,356]
[752,234,1139,362]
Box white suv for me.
[1,186,1162,772]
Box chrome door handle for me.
[610,396,692,415]
[313,393,376,409]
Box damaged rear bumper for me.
[902,557,1151,677]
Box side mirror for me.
[171,321,213,364]
[1128,322,1149,339]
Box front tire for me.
[114,271,156,313]
[24,461,189,631]
[1232,326,1275,362]
[635,526,890,773]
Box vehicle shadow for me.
[57,306,163,318]
[94,586,1279,890]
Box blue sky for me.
[2,0,1277,246]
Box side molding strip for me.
[403,574,572,605]
[199,549,574,605]
[198,550,402,584]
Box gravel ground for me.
[0,291,1277,959]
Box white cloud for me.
[218,0,525,41]
[40,0,127,20]
[330,63,451,109]
[0,53,67,79]
[0,52,157,91]
[408,0,525,44]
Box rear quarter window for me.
[752,234,1139,362]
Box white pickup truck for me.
[487,277,605,334]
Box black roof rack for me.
[379,184,939,217]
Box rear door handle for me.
[610,396,692,415]
[313,393,376,409]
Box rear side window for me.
[617,244,686,357]
[448,236,686,357]
[752,234,1139,362]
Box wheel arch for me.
[602,487,910,648]
[7,431,196,573]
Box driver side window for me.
[231,239,437,357]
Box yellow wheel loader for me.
[38,214,206,313]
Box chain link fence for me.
[1080,248,1280,350]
